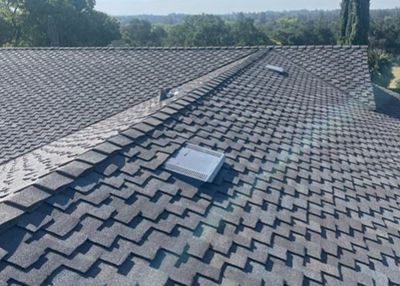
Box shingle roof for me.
[0,47,256,165]
[274,46,375,109]
[1,46,400,286]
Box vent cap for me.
[165,144,225,182]
[266,64,286,74]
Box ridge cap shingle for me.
[0,46,263,51]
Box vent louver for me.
[165,144,225,182]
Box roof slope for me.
[0,47,256,165]
[0,46,400,286]
[275,46,375,108]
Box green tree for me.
[266,16,336,45]
[340,0,351,42]
[73,0,95,12]
[230,16,271,45]
[340,0,370,45]
[368,48,393,87]
[167,15,232,47]
[370,16,400,55]
[0,13,12,45]
[0,0,24,45]
[0,0,120,47]
[122,19,167,46]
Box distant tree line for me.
[117,14,271,47]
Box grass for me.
[389,66,400,89]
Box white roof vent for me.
[266,64,286,74]
[165,144,225,182]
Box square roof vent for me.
[165,144,225,182]
[266,64,285,74]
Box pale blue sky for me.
[95,0,400,15]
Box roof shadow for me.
[374,86,400,120]
[173,163,239,205]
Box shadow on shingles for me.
[0,227,28,258]
[173,163,239,205]
[374,86,400,120]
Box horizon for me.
[95,0,400,16]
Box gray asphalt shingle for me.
[0,47,257,165]
[0,46,399,285]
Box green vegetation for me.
[0,0,120,47]
[261,16,336,45]
[120,14,272,47]
[340,0,370,45]
[368,49,393,87]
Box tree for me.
[368,49,393,87]
[0,0,24,45]
[370,16,400,55]
[0,0,121,47]
[0,13,12,45]
[73,0,95,12]
[230,16,271,45]
[122,19,167,46]
[167,15,232,47]
[265,16,336,45]
[340,0,370,45]
[340,0,351,42]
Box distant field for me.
[389,66,400,89]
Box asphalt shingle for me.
[0,46,399,286]
[0,47,257,165]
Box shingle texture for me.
[0,46,400,286]
[0,47,256,165]
[275,46,375,109]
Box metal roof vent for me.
[165,144,225,182]
[160,88,180,101]
[266,64,286,74]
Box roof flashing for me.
[165,144,225,182]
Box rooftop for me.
[0,46,399,286]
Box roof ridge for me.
[0,48,270,232]
[0,45,368,51]
[270,45,368,50]
[0,46,263,51]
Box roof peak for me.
[0,45,368,51]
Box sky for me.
[95,0,400,15]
